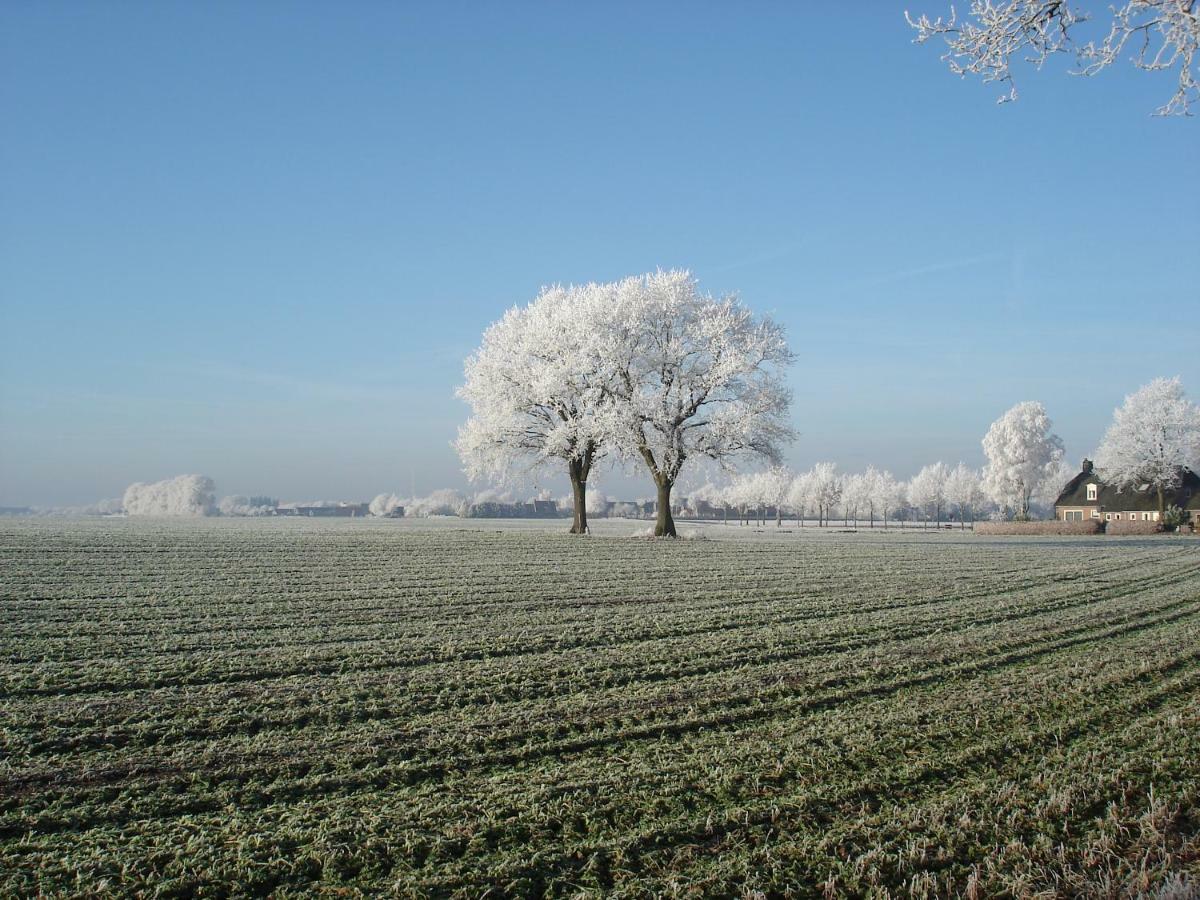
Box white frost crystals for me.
[123,475,216,517]
[906,1,1200,115]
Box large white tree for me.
[981,401,1066,519]
[1095,376,1200,519]
[605,271,795,537]
[456,282,615,534]
[907,1,1200,116]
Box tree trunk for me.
[1158,485,1165,524]
[655,480,676,537]
[723,506,728,525]
[568,464,588,535]
[776,506,782,527]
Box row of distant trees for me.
[61,368,1197,526]
[700,462,987,529]
[689,378,1200,527]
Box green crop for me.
[2,519,1197,897]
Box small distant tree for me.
[1163,505,1192,531]
[906,1,1200,116]
[807,462,843,527]
[870,468,903,529]
[788,470,815,527]
[981,401,1065,520]
[1095,377,1200,521]
[456,282,615,535]
[758,467,795,526]
[842,472,869,528]
[605,271,795,537]
[945,463,984,529]
[909,462,950,528]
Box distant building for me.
[1054,459,1200,526]
[465,499,558,519]
[279,503,370,518]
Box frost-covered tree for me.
[807,462,843,527]
[1032,456,1077,516]
[909,462,950,527]
[857,465,893,528]
[757,467,795,526]
[456,282,616,535]
[981,401,1066,519]
[788,470,815,526]
[605,271,795,537]
[842,472,869,528]
[1095,376,1200,519]
[123,475,216,517]
[726,471,762,525]
[944,463,984,529]
[907,1,1200,116]
[872,469,904,529]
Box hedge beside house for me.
[975,521,1103,536]
[1105,519,1163,535]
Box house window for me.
[1106,513,1112,520]
[1087,484,1097,501]
[1143,512,1151,521]
[1091,511,1099,518]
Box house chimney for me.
[1081,458,1093,474]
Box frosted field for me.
[2,518,1198,897]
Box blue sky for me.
[2,2,1197,506]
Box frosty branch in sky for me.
[907,1,1200,115]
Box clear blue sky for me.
[2,2,1197,506]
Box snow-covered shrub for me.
[123,475,215,517]
[369,493,405,517]
[217,495,276,517]
[407,489,468,518]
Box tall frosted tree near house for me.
[1095,377,1200,521]
[456,282,614,534]
[981,401,1066,519]
[606,271,795,537]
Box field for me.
[2,519,1199,898]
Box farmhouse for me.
[1054,459,1200,526]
